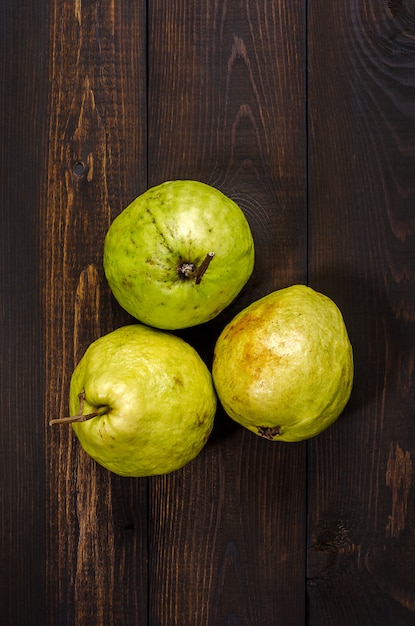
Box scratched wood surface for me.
[1,1,414,625]
[306,1,415,624]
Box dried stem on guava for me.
[178,251,215,284]
[49,390,107,426]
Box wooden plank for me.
[0,3,47,624]
[147,2,308,624]
[307,1,415,623]
[43,2,148,624]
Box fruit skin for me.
[212,285,353,442]
[103,180,255,330]
[69,324,217,476]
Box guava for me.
[103,180,255,330]
[50,324,217,476]
[212,285,353,442]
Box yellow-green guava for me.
[212,285,353,442]
[103,180,255,330]
[52,324,217,476]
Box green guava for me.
[212,285,353,442]
[103,180,255,330]
[51,324,217,476]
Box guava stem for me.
[177,252,215,284]
[49,410,103,425]
[49,390,107,425]
[194,252,215,284]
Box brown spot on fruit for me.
[121,277,134,289]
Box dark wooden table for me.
[2,1,415,624]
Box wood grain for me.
[307,1,415,623]
[147,1,307,624]
[0,3,47,624]
[2,0,415,624]
[43,1,148,624]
